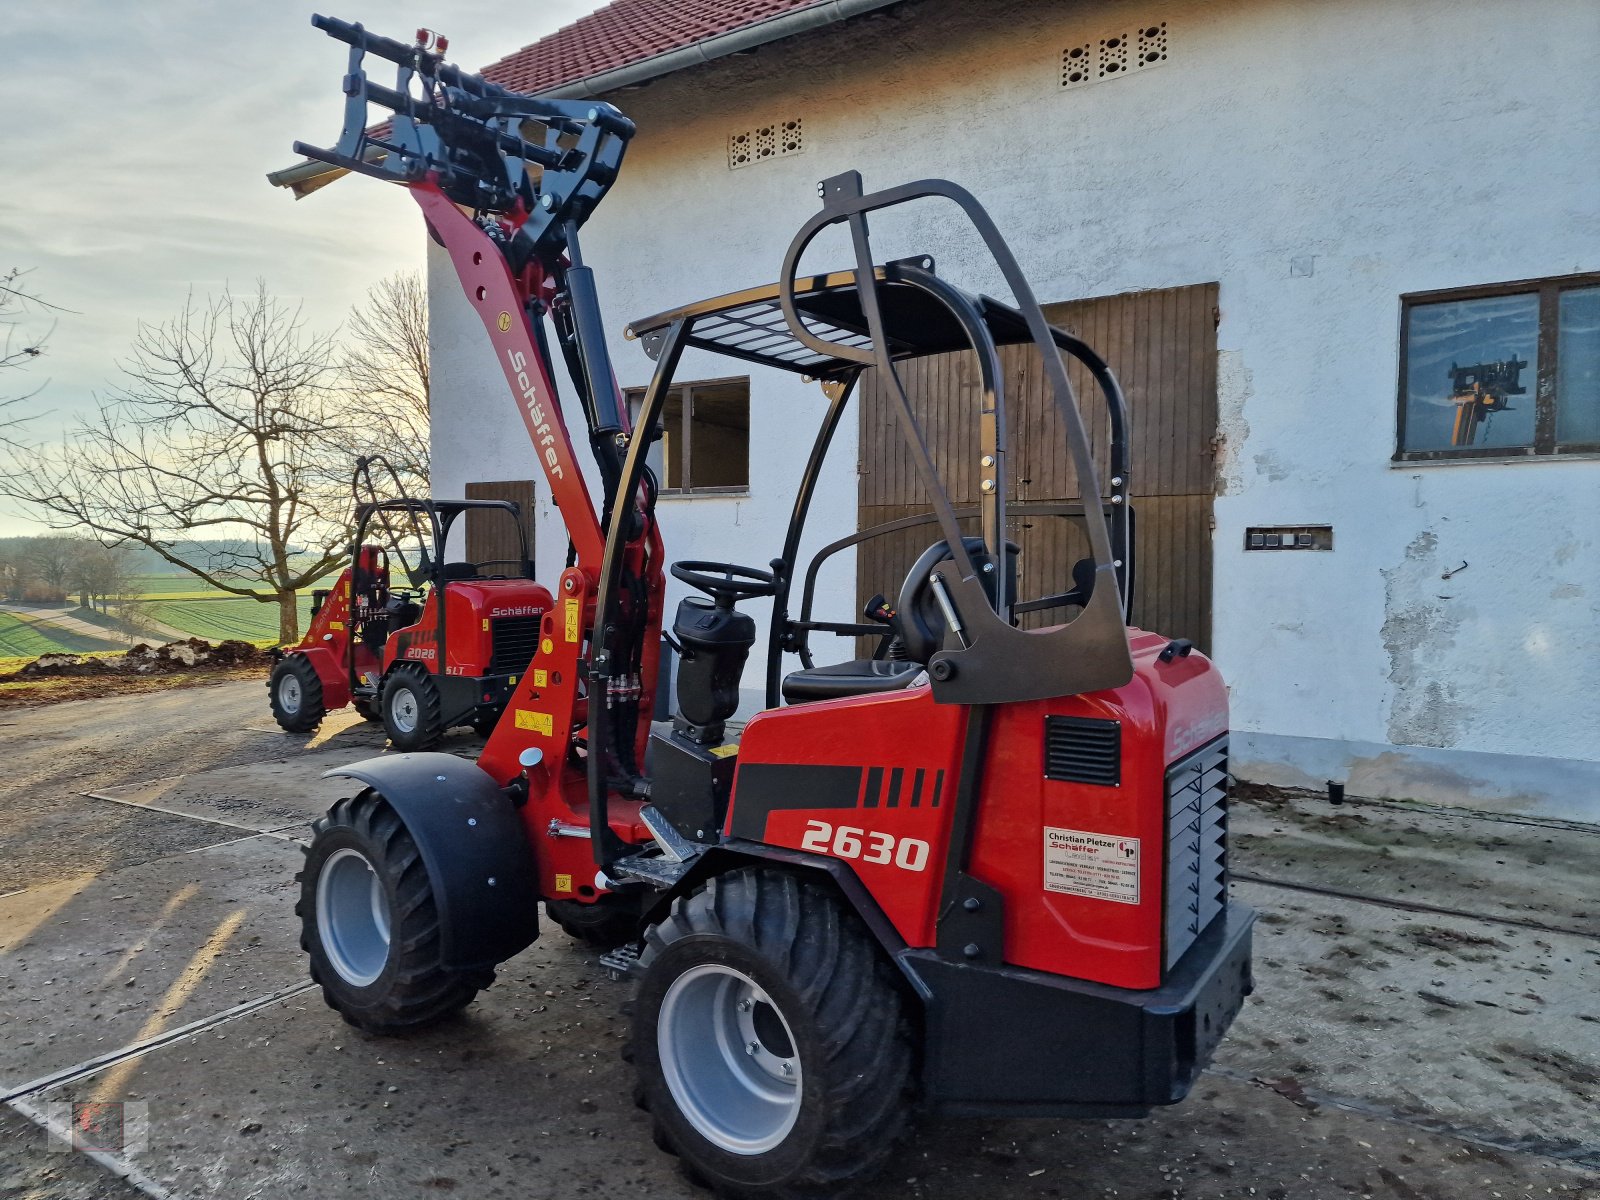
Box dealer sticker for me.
[1043,827,1140,905]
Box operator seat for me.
[781,537,1016,705]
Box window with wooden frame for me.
[1396,271,1600,461]
[626,377,751,494]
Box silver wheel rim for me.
[316,848,391,987]
[657,964,802,1155]
[389,686,419,734]
[279,674,302,715]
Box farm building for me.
[320,0,1600,821]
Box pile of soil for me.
[2,638,271,681]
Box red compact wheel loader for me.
[281,17,1254,1197]
[267,456,543,749]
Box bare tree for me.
[25,536,78,603]
[1,285,355,643]
[342,270,430,488]
[1,269,56,446]
[70,541,133,612]
[0,545,24,601]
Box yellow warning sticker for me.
[541,638,554,655]
[554,873,573,893]
[532,669,548,687]
[514,710,554,735]
[328,621,345,631]
[482,618,490,632]
[709,743,739,759]
[564,597,580,643]
[509,675,518,686]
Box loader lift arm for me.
[284,16,664,813]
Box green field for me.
[0,612,119,657]
[120,572,332,644]
[129,574,271,599]
[142,595,318,644]
[66,606,140,636]
[0,572,338,665]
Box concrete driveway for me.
[1,681,1596,1199]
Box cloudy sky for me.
[0,1,599,534]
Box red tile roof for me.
[478,0,832,94]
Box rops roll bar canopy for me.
[610,172,1137,709]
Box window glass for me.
[1403,293,1538,452]
[661,392,686,489]
[1557,286,1600,445]
[687,382,750,489]
[625,380,750,492]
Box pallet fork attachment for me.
[284,15,664,801]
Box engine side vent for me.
[1044,716,1121,786]
[490,615,542,676]
[1164,736,1229,971]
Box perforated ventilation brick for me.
[1061,42,1093,88]
[1061,21,1170,90]
[1137,22,1168,65]
[729,118,803,169]
[1097,32,1130,79]
[754,124,777,162]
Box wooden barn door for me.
[856,282,1218,651]
[465,479,536,568]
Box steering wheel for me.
[671,560,778,607]
[472,558,525,578]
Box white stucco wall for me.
[431,0,1600,818]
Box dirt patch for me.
[1402,924,1512,955]
[3,637,268,678]
[0,639,270,710]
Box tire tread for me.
[630,869,914,1199]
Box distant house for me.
[411,0,1596,820]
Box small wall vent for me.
[1062,21,1168,90]
[729,118,803,170]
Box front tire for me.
[631,870,913,1198]
[296,789,491,1033]
[381,664,444,751]
[268,655,325,733]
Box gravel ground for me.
[1,680,1596,1199]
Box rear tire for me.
[631,870,913,1198]
[547,894,644,947]
[381,664,444,751]
[268,655,325,733]
[296,789,491,1033]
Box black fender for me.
[322,752,539,970]
[637,840,927,999]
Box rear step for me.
[598,942,641,981]
[608,852,696,889]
